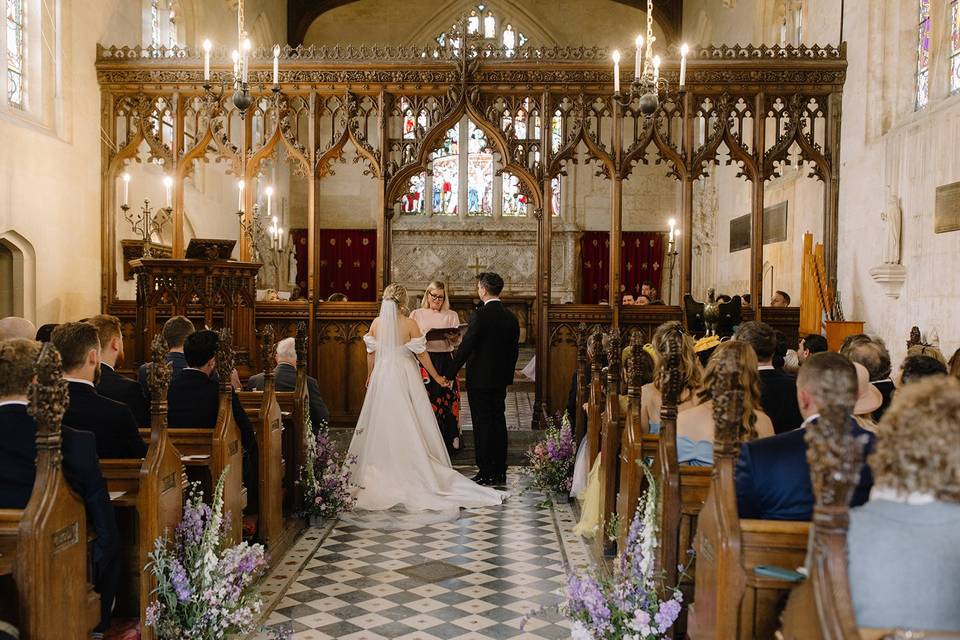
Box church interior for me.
[1,0,960,638]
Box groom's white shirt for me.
[484,298,501,305]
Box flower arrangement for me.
[531,464,684,640]
[145,469,270,640]
[523,411,577,496]
[299,414,357,520]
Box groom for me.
[447,272,520,486]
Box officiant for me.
[411,281,463,455]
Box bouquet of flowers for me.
[534,465,685,640]
[145,470,269,640]
[524,411,576,495]
[299,415,357,519]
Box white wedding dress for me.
[344,298,507,527]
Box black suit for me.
[97,363,150,427]
[247,363,330,425]
[167,368,259,504]
[758,368,804,434]
[63,380,147,459]
[735,416,875,521]
[0,404,120,632]
[138,351,189,402]
[446,300,520,479]
[872,379,895,422]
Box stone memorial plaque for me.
[935,181,960,234]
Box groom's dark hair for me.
[477,272,504,296]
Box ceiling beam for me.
[287,0,682,47]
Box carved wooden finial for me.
[260,324,276,376]
[660,327,685,408]
[147,334,172,403]
[626,331,652,395]
[295,321,307,366]
[605,330,621,382]
[907,326,922,350]
[589,329,604,370]
[28,343,70,446]
[805,391,860,510]
[576,322,588,360]
[711,359,744,459]
[215,328,234,386]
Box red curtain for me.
[317,229,377,301]
[290,228,308,296]
[580,231,665,304]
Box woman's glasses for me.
[428,292,445,301]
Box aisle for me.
[253,470,589,640]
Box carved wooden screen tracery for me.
[98,41,845,424]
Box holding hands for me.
[434,374,454,389]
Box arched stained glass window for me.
[916,0,931,110]
[5,0,25,108]
[950,0,960,94]
[435,4,527,56]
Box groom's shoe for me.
[472,473,492,485]
[491,473,507,486]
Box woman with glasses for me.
[411,281,464,454]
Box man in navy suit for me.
[734,321,804,434]
[138,315,196,400]
[736,352,875,521]
[0,339,120,635]
[246,337,330,425]
[88,314,150,427]
[52,322,147,459]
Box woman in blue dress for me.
[639,321,703,435]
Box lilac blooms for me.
[145,471,270,640]
[524,411,576,495]
[299,416,357,519]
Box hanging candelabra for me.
[265,214,286,293]
[120,173,173,258]
[611,0,689,116]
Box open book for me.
[424,324,469,341]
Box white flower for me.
[570,620,593,640]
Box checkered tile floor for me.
[251,469,592,640]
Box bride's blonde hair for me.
[382,283,410,316]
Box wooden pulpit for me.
[130,240,261,374]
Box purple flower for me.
[170,559,191,602]
[655,597,682,632]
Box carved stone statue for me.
[881,192,902,264]
[288,245,298,287]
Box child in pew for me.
[0,338,121,638]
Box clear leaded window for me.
[150,0,161,47]
[436,4,528,56]
[5,0,24,108]
[916,0,931,109]
[951,0,960,94]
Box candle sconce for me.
[664,218,680,305]
[122,199,173,258]
[237,203,266,248]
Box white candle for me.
[679,43,689,88]
[634,35,643,80]
[668,218,676,243]
[612,50,621,94]
[237,179,245,211]
[121,172,130,206]
[278,227,284,249]
[242,38,251,83]
[202,39,211,81]
[652,55,661,86]
[231,50,239,78]
[266,186,274,218]
[272,44,280,85]
[163,176,173,208]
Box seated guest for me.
[736,352,875,521]
[950,347,960,380]
[0,339,120,635]
[168,330,258,501]
[138,315,195,397]
[847,376,960,631]
[898,354,947,386]
[797,334,828,365]
[772,329,789,371]
[246,336,330,425]
[850,362,883,433]
[327,292,348,302]
[0,316,36,341]
[634,295,650,305]
[35,323,58,343]
[843,338,895,421]
[639,321,702,435]
[839,332,872,354]
[676,341,775,466]
[621,294,635,305]
[770,290,791,307]
[88,314,149,427]
[906,343,948,367]
[741,294,751,308]
[52,323,147,459]
[734,321,804,434]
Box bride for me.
[346,283,507,515]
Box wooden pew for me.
[585,330,606,464]
[99,335,185,640]
[161,328,246,544]
[616,332,654,549]
[273,322,311,515]
[687,366,810,640]
[235,325,286,554]
[0,343,100,639]
[573,322,589,445]
[596,331,623,554]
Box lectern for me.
[130,239,261,373]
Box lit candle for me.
[202,39,211,81]
[121,172,130,206]
[668,218,676,243]
[652,55,661,86]
[679,43,689,88]
[612,50,621,95]
[634,35,643,80]
[163,176,173,208]
[272,44,280,86]
[231,50,239,78]
[266,185,274,218]
[278,227,284,249]
[242,38,251,83]
[237,179,245,211]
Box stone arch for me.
[0,231,37,322]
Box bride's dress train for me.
[344,299,506,528]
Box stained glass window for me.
[435,6,527,56]
[951,0,960,94]
[916,0,931,110]
[467,121,493,215]
[502,174,527,216]
[401,173,426,214]
[168,8,177,48]
[150,0,161,47]
[484,12,496,38]
[551,177,561,217]
[432,123,459,215]
[6,0,24,108]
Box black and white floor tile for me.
[251,469,592,640]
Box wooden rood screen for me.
[98,39,843,426]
